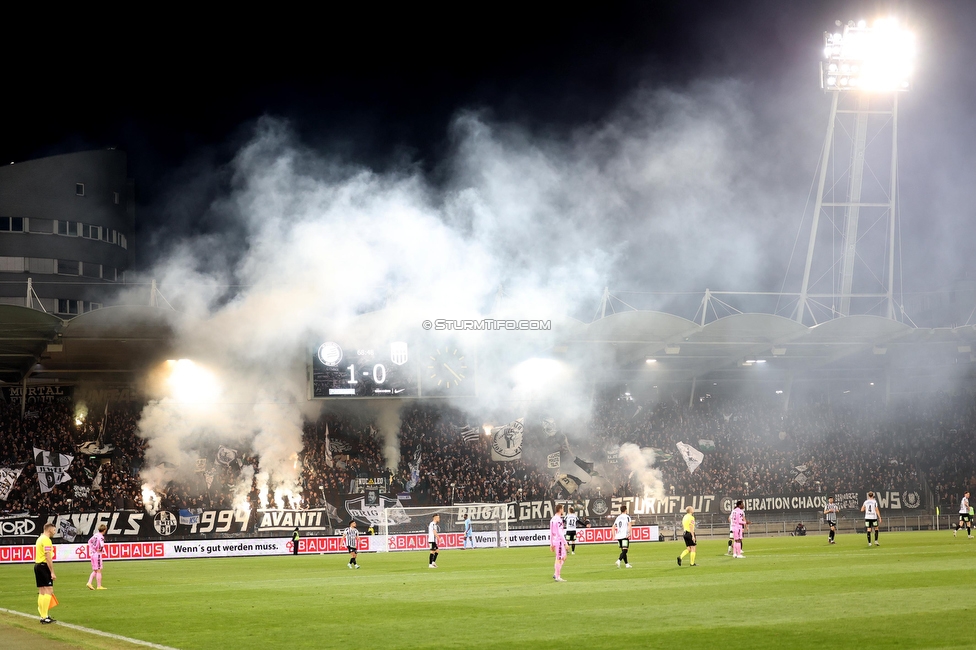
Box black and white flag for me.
[57,519,78,542]
[34,447,73,493]
[547,452,561,469]
[490,418,524,462]
[0,465,24,500]
[216,446,238,466]
[324,425,334,468]
[542,418,558,437]
[554,473,584,495]
[459,425,481,443]
[675,442,704,474]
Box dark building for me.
[0,150,134,316]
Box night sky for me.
[5,1,975,296]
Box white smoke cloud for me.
[134,80,805,500]
[618,443,665,502]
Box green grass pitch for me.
[1,531,975,649]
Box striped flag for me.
[459,425,481,443]
[324,425,334,468]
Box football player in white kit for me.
[565,507,579,555]
[613,505,632,568]
[428,514,440,568]
[955,491,971,538]
[861,491,882,546]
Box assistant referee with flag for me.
[34,522,58,624]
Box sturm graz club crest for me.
[153,511,178,535]
[903,491,921,508]
[591,497,610,516]
[317,342,343,367]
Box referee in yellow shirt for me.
[677,506,697,567]
[34,522,58,624]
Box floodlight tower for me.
[795,18,915,324]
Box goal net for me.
[375,503,511,552]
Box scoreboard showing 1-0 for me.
[311,341,417,398]
[309,339,476,399]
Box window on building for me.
[0,256,25,272]
[75,183,85,196]
[0,217,20,231]
[120,234,127,249]
[57,299,79,315]
[103,267,117,282]
[57,221,78,236]
[91,225,101,240]
[81,262,101,279]
[57,259,80,275]
[87,302,102,312]
[28,218,53,234]
[113,192,120,205]
[28,258,56,274]
[81,224,90,238]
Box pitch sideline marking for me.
[0,606,179,650]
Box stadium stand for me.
[2,390,974,517]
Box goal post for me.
[376,502,511,552]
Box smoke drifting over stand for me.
[131,79,839,500]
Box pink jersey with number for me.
[731,508,746,534]
[88,532,105,570]
[550,514,566,547]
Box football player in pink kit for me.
[731,501,746,558]
[550,504,568,582]
[86,524,108,590]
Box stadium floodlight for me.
[822,18,915,92]
[164,358,220,403]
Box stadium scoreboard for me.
[309,339,475,399]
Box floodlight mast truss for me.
[795,19,914,325]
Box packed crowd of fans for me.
[0,401,146,514]
[0,389,973,516]
[593,395,931,498]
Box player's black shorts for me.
[346,546,356,553]
[617,538,629,549]
[566,531,577,541]
[683,531,695,547]
[826,519,837,527]
[34,563,52,588]
[864,519,879,528]
[960,514,972,522]
[430,542,438,551]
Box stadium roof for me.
[564,310,976,384]
[0,305,176,385]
